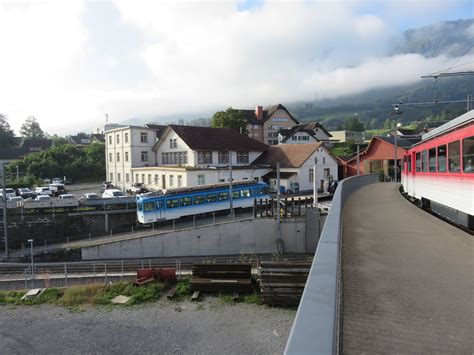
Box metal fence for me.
[284,174,379,355]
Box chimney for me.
[255,106,263,121]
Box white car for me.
[35,187,53,196]
[0,188,16,199]
[35,195,52,201]
[8,196,23,203]
[58,194,75,200]
[102,189,126,199]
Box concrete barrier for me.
[284,175,379,355]
[81,217,320,260]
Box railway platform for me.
[342,183,473,353]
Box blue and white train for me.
[136,181,270,224]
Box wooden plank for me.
[191,291,200,301]
[166,287,177,300]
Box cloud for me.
[0,0,470,134]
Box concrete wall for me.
[82,217,320,260]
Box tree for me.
[344,116,365,132]
[0,113,16,147]
[20,116,45,138]
[211,107,248,135]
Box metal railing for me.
[284,174,379,355]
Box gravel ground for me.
[0,297,295,354]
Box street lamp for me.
[15,166,19,183]
[394,123,402,182]
[28,239,34,280]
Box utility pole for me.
[356,144,360,176]
[276,162,281,239]
[15,166,19,183]
[229,151,233,217]
[313,157,318,207]
[1,164,7,259]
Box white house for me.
[131,125,271,190]
[105,124,167,190]
[278,122,332,144]
[254,143,339,193]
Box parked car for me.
[34,187,53,196]
[65,178,73,185]
[16,187,35,199]
[49,183,66,196]
[102,189,126,199]
[58,194,75,200]
[126,183,147,194]
[78,193,102,206]
[0,188,17,199]
[35,195,52,201]
[100,182,114,193]
[8,196,23,203]
[43,178,51,184]
[52,178,64,184]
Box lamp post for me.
[313,157,318,207]
[15,166,19,183]
[394,123,402,183]
[28,239,34,281]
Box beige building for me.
[105,124,166,190]
[238,104,299,145]
[329,130,365,143]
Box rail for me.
[284,174,379,355]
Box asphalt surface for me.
[342,183,473,353]
[0,298,296,354]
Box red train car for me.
[401,110,473,230]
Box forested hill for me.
[287,19,474,130]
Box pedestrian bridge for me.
[285,178,473,354]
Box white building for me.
[254,143,339,193]
[278,122,332,144]
[105,124,166,190]
[130,125,271,190]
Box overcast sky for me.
[0,0,472,134]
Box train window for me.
[206,194,217,203]
[137,202,143,211]
[166,199,179,209]
[407,155,411,173]
[218,192,229,201]
[259,187,269,195]
[415,152,421,172]
[463,136,474,173]
[437,145,447,172]
[179,197,192,206]
[428,148,436,172]
[422,150,428,172]
[448,141,461,172]
[232,191,240,199]
[241,189,251,198]
[144,201,155,212]
[193,195,205,205]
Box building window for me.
[463,136,474,173]
[169,175,174,187]
[110,173,113,182]
[272,117,288,122]
[108,135,112,145]
[141,151,148,162]
[252,124,259,129]
[218,151,229,164]
[116,152,120,162]
[198,174,205,185]
[125,152,129,162]
[116,134,120,144]
[169,138,177,149]
[323,157,326,164]
[309,168,314,182]
[135,174,139,183]
[198,151,212,164]
[162,152,187,164]
[154,174,159,185]
[125,133,129,143]
[126,173,129,183]
[292,136,297,141]
[140,132,148,143]
[177,175,182,187]
[117,173,121,182]
[148,174,152,185]
[109,153,112,162]
[141,174,145,183]
[236,151,249,164]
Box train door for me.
[157,200,164,220]
[411,151,416,196]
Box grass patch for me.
[219,291,262,305]
[0,290,25,305]
[173,279,190,301]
